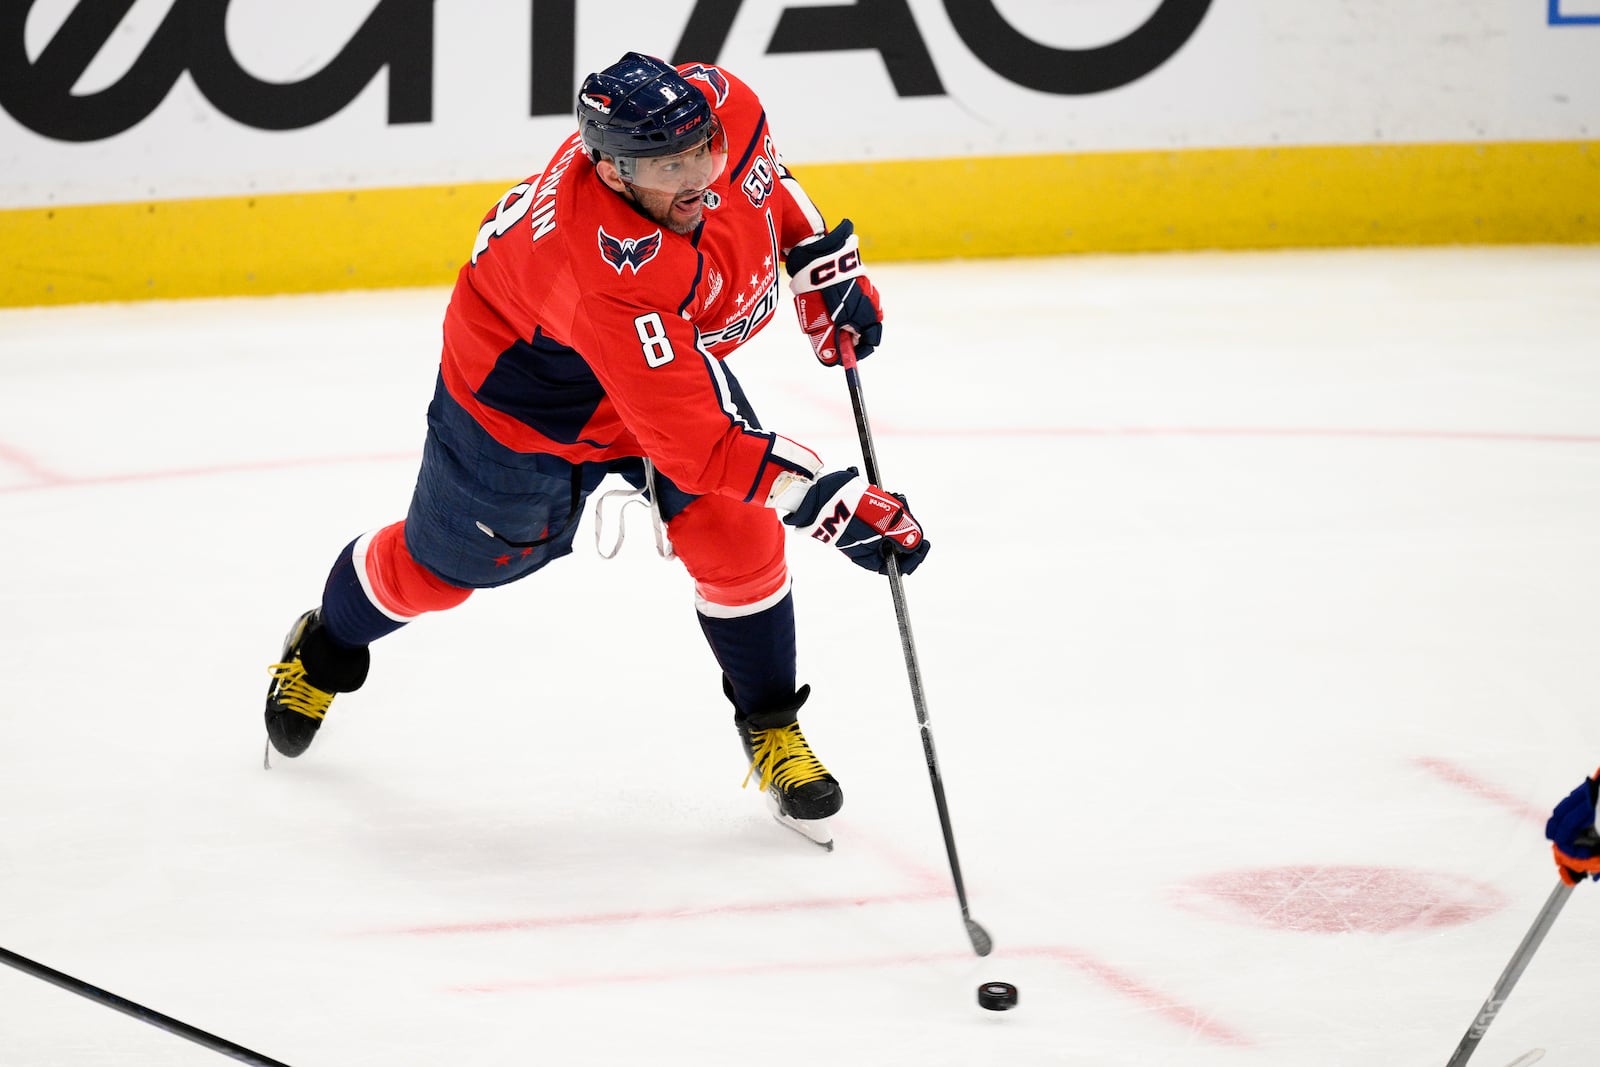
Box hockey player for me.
[262,53,929,846]
[1547,765,1600,884]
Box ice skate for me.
[264,609,369,765]
[735,684,842,850]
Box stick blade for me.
[965,918,993,957]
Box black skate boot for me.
[732,681,842,849]
[264,609,369,761]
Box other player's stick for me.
[838,331,993,957]
[0,945,295,1067]
[1443,880,1574,1066]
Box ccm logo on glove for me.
[804,248,861,289]
[783,468,929,575]
[786,219,884,366]
[812,486,920,549]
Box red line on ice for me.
[843,823,960,892]
[3,424,1597,496]
[0,450,418,495]
[448,944,1253,1047]
[372,890,950,937]
[888,425,1600,445]
[0,441,67,486]
[1411,756,1548,823]
[1013,945,1254,1047]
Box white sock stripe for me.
[352,529,415,623]
[695,575,793,619]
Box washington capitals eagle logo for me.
[679,64,731,106]
[598,227,663,274]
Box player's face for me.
[608,127,728,234]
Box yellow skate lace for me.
[267,660,334,722]
[743,724,830,793]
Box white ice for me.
[1,246,1598,1066]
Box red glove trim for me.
[854,486,923,551]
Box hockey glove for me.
[782,467,929,575]
[1547,767,1600,885]
[786,219,883,366]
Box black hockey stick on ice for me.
[838,330,993,957]
[0,945,295,1067]
[1443,878,1576,1066]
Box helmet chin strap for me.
[594,155,640,202]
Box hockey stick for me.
[0,945,295,1067]
[837,331,993,957]
[1443,879,1575,1066]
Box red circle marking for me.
[1177,865,1506,933]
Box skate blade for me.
[760,789,833,850]
[772,811,834,850]
[262,737,298,770]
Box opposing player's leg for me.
[266,375,600,759]
[665,489,842,842]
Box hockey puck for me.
[977,981,1018,1011]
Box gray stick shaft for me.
[1444,880,1575,1067]
[839,339,991,956]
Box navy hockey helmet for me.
[578,52,718,166]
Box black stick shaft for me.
[0,946,295,1067]
[839,335,992,956]
[1444,880,1574,1067]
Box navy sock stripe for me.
[320,539,407,648]
[697,592,798,716]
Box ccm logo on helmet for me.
[807,250,860,288]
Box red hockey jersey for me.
[439,63,829,507]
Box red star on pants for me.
[492,554,512,567]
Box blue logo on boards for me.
[1549,0,1600,24]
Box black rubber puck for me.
[977,981,1018,1011]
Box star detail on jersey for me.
[598,227,663,274]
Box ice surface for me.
[1,246,1598,1066]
